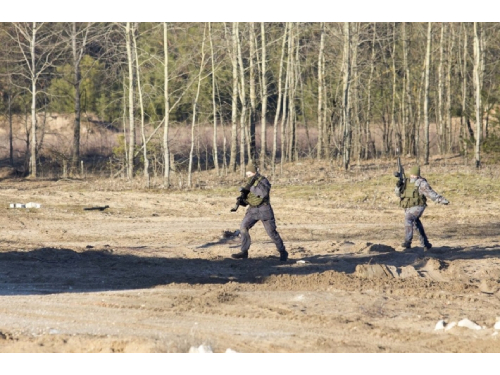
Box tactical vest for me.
[399,178,426,208]
[246,176,270,207]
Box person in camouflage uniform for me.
[395,165,449,251]
[231,164,288,261]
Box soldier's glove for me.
[239,187,250,193]
[441,198,449,205]
[236,196,248,207]
[396,180,404,188]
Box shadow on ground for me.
[0,243,499,296]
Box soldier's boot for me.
[424,242,432,251]
[231,251,249,259]
[279,250,288,262]
[401,241,411,249]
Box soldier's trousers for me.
[240,204,285,254]
[404,205,430,246]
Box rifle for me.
[230,174,258,212]
[393,150,406,193]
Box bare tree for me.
[236,23,248,176]
[364,22,376,159]
[473,22,482,168]
[437,23,445,155]
[228,22,238,172]
[248,22,257,165]
[188,25,207,187]
[316,23,325,160]
[423,22,432,165]
[125,22,135,179]
[259,22,267,171]
[131,22,149,187]
[9,22,63,177]
[163,22,171,187]
[208,23,220,176]
[342,22,352,170]
[271,23,287,177]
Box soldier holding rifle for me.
[395,161,449,252]
[230,164,288,261]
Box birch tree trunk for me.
[70,22,88,173]
[132,23,149,187]
[163,22,171,187]
[208,23,219,175]
[390,23,398,155]
[236,24,247,175]
[342,22,352,170]
[280,23,291,173]
[424,22,432,165]
[473,22,482,168]
[125,22,135,179]
[446,24,455,153]
[30,23,37,177]
[460,23,469,160]
[364,22,376,159]
[228,22,238,172]
[188,26,207,187]
[287,23,297,162]
[249,22,257,165]
[271,23,287,177]
[260,22,267,171]
[351,23,360,165]
[437,23,445,155]
[317,22,325,160]
[402,22,412,156]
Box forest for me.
[0,22,498,187]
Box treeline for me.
[0,22,499,185]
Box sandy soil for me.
[0,159,499,353]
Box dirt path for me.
[1,162,500,353]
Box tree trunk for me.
[249,22,257,165]
[364,23,376,160]
[390,23,398,156]
[188,25,207,187]
[125,22,135,179]
[317,22,325,160]
[446,24,455,153]
[473,22,482,168]
[209,23,219,176]
[280,23,291,173]
[260,22,267,171]
[342,22,352,170]
[402,22,413,156]
[163,22,171,187]
[132,23,149,187]
[271,23,287,177]
[424,22,432,165]
[71,23,82,173]
[30,23,37,178]
[460,23,469,160]
[8,92,13,167]
[236,23,247,175]
[228,22,238,172]
[437,23,445,154]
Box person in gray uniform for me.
[231,164,288,261]
[395,165,449,251]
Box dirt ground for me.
[0,158,500,353]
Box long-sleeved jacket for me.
[395,177,447,205]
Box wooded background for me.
[0,22,498,186]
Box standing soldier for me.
[231,164,288,261]
[395,165,449,251]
